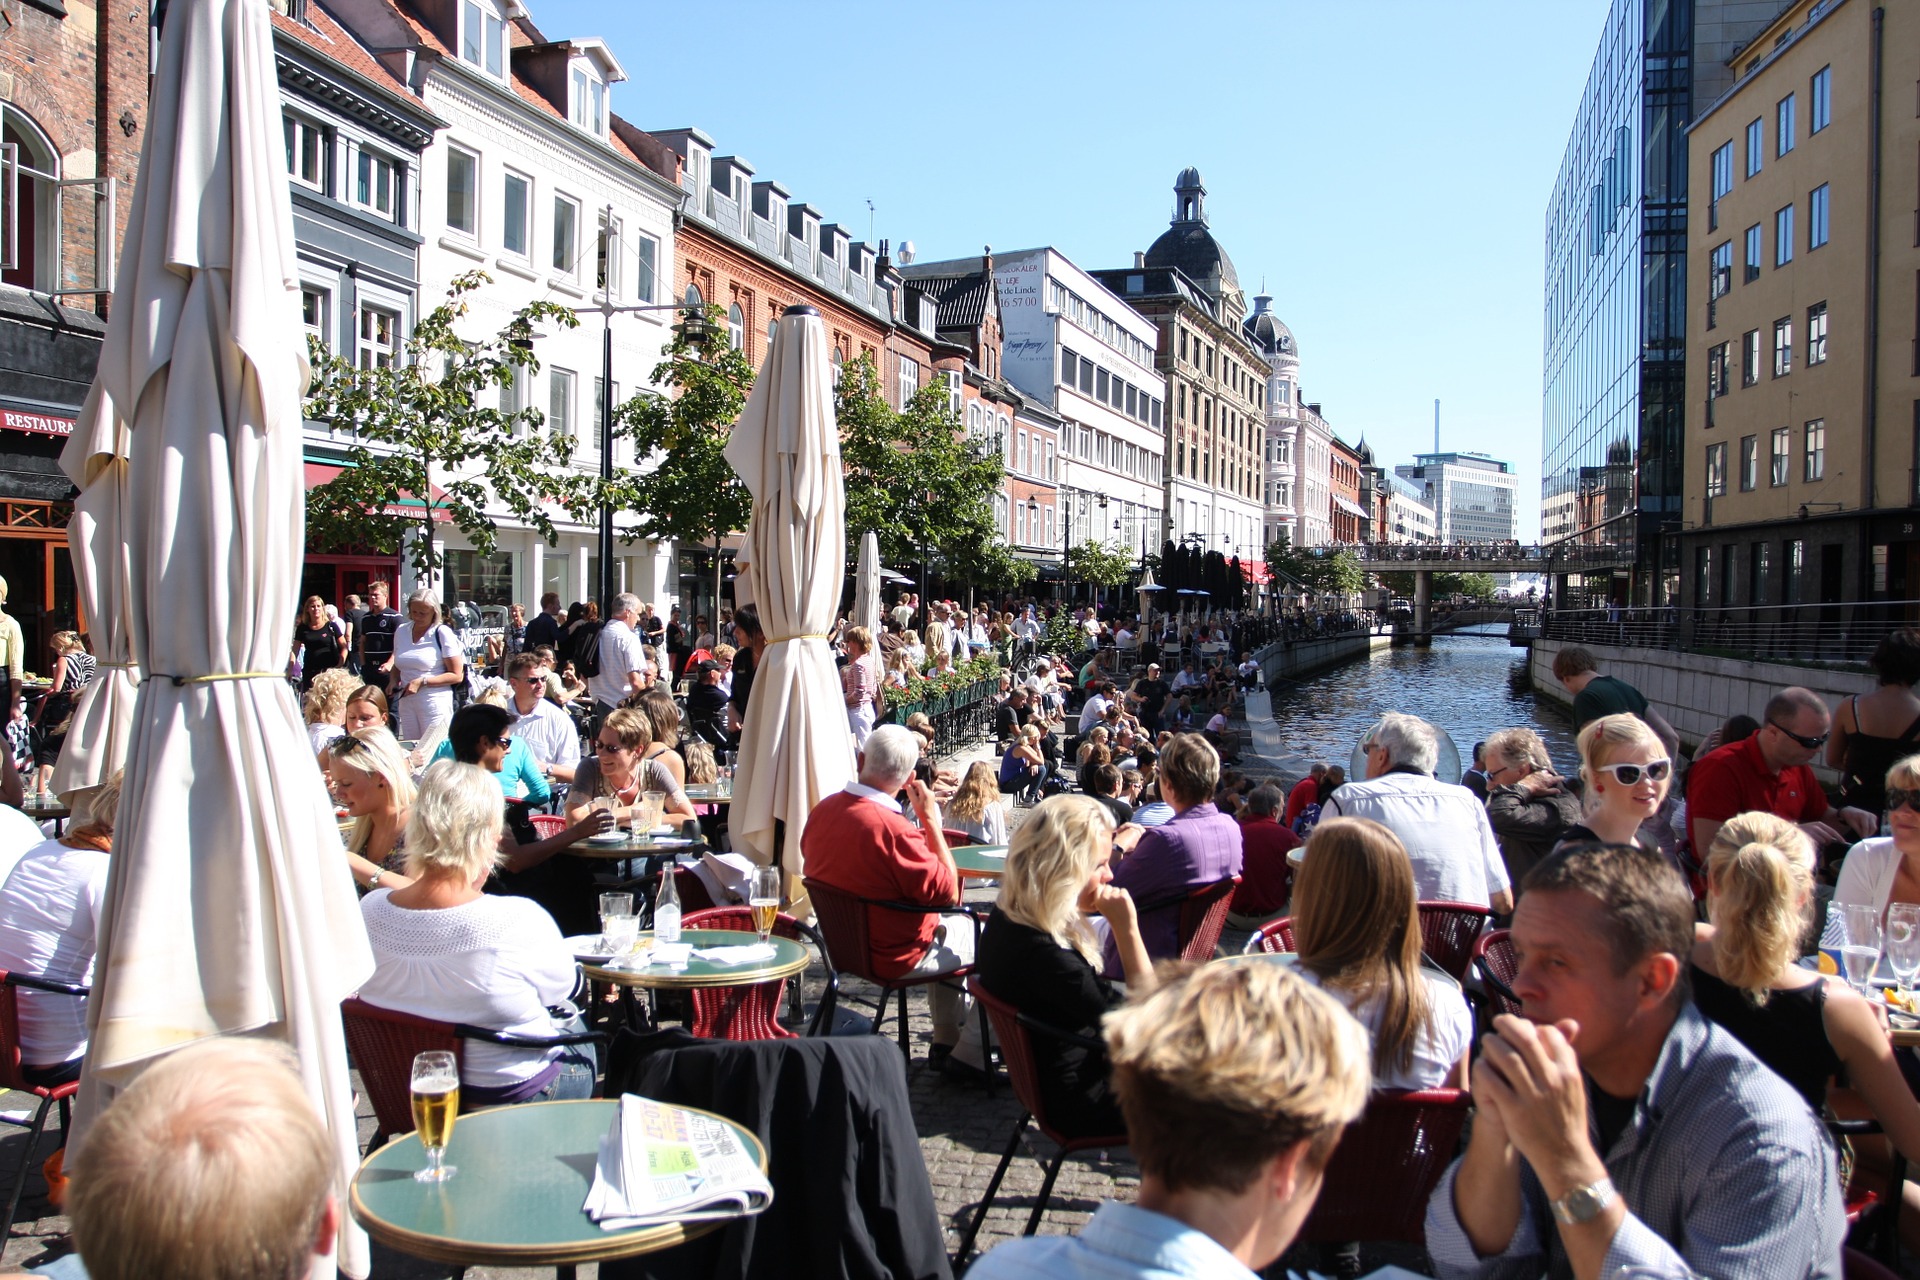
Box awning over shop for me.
[303,461,452,522]
[1332,495,1370,518]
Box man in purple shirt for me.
[1109,733,1243,964]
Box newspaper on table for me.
[583,1094,773,1230]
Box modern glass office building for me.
[1541,0,1696,607]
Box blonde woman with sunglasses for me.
[1553,713,1673,857]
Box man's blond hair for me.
[69,1037,334,1280]
[1105,960,1370,1193]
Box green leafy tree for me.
[303,271,589,581]
[944,532,1036,592]
[615,305,756,609]
[1270,546,1364,597]
[836,354,1004,576]
[1071,539,1134,590]
[1372,569,1498,599]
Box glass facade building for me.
[1542,0,1696,606]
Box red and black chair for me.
[341,997,606,1151]
[802,877,987,1067]
[954,978,1129,1267]
[1470,927,1522,1034]
[681,906,840,1040]
[528,812,569,841]
[1416,901,1494,981]
[1246,915,1296,954]
[1295,1088,1472,1247]
[0,972,85,1244]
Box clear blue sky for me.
[544,0,1615,540]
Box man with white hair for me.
[1323,712,1514,913]
[801,724,980,1071]
[589,592,649,718]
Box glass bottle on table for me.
[654,862,681,942]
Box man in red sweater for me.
[1284,763,1327,829]
[1228,783,1301,928]
[801,724,979,1069]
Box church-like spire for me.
[1172,167,1207,227]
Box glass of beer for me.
[410,1050,459,1183]
[750,866,782,944]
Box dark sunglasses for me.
[1768,721,1829,750]
[485,734,512,749]
[1887,787,1920,813]
[1595,759,1672,786]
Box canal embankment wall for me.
[1530,638,1873,776]
[1255,632,1393,689]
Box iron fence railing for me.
[1543,602,1920,665]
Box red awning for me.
[303,462,452,522]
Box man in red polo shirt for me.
[1688,686,1876,856]
[801,723,979,1070]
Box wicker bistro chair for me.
[341,997,607,1151]
[528,812,569,841]
[0,973,86,1243]
[954,978,1130,1268]
[1471,927,1523,1029]
[680,907,841,1040]
[1416,901,1495,982]
[1246,915,1296,954]
[1295,1088,1472,1247]
[802,877,989,1067]
[1133,875,1240,963]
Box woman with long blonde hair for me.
[944,761,1008,845]
[1291,817,1471,1089]
[974,795,1155,1126]
[327,728,417,891]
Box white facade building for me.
[964,246,1165,566]
[1393,452,1519,544]
[1385,472,1438,543]
[340,0,684,610]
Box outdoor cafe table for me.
[19,794,70,833]
[950,844,1009,881]
[349,1097,765,1277]
[581,928,811,992]
[684,783,734,805]
[568,831,706,860]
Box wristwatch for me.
[1550,1176,1617,1225]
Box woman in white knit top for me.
[357,760,593,1105]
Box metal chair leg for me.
[0,1097,55,1242]
[1024,1146,1071,1235]
[954,1114,1027,1267]
[897,988,912,1054]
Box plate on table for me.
[565,934,630,964]
[585,831,628,845]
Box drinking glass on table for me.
[409,1051,459,1183]
[642,790,667,833]
[721,752,737,795]
[750,866,782,944]
[1839,903,1884,997]
[1888,903,1920,1008]
[599,892,633,952]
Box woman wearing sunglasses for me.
[1553,713,1673,857]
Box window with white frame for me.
[1016,430,1028,474]
[1804,420,1825,481]
[634,234,657,303]
[1771,426,1791,485]
[551,195,579,275]
[593,376,620,452]
[460,0,505,78]
[896,356,918,409]
[1045,440,1056,479]
[301,286,329,349]
[502,170,530,257]
[597,213,621,297]
[549,368,575,444]
[1044,504,1055,547]
[357,303,400,370]
[283,113,328,192]
[727,303,744,350]
[1807,301,1828,365]
[354,146,397,220]
[945,370,962,419]
[446,146,478,236]
[1015,502,1026,545]
[570,64,607,135]
[499,360,525,422]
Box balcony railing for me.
[1543,601,1920,665]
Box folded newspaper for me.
[583,1094,773,1230]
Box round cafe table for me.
[348,1097,765,1275]
[683,783,734,806]
[581,928,811,991]
[951,844,1009,881]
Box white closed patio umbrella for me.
[855,530,882,638]
[74,0,375,1273]
[721,304,856,872]
[48,385,137,816]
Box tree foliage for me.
[302,271,589,580]
[1071,539,1135,589]
[1372,569,1499,599]
[836,355,1004,571]
[1263,539,1363,597]
[614,305,755,550]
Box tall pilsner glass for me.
[410,1050,459,1183]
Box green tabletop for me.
[952,844,1009,880]
[684,784,734,804]
[583,928,812,990]
[349,1098,766,1267]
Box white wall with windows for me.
[412,38,681,609]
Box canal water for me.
[1262,627,1579,779]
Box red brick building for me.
[1330,435,1366,544]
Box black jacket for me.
[601,1029,952,1280]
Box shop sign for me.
[1,410,76,439]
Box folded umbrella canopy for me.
[73,0,375,1272]
[855,530,882,638]
[722,305,856,872]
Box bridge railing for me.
[1284,542,1632,570]
[1543,602,1920,664]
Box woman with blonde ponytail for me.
[1693,811,1920,1241]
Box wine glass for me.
[1888,904,1920,1009]
[1839,903,1884,997]
[750,866,782,945]
[409,1051,459,1183]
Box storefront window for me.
[445,550,516,608]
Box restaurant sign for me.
[1,410,76,439]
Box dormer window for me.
[570,64,606,135]
[460,0,506,77]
